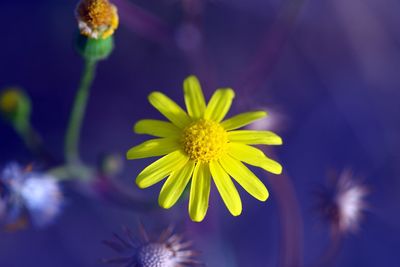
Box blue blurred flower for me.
[103,225,202,266]
[0,163,63,229]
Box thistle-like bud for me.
[315,169,369,235]
[103,226,202,266]
[75,0,119,61]
[0,88,31,130]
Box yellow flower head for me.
[0,89,22,113]
[75,0,119,40]
[127,76,283,222]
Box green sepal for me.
[76,34,114,61]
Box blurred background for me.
[1,0,400,266]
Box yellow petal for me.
[158,160,195,209]
[136,150,188,188]
[148,92,191,128]
[228,130,282,145]
[219,155,269,201]
[134,119,181,137]
[127,138,180,159]
[204,89,235,122]
[209,160,242,216]
[184,76,206,119]
[227,143,282,174]
[221,111,267,131]
[189,162,211,222]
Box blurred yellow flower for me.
[127,76,283,222]
[0,89,22,113]
[75,0,119,40]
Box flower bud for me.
[0,88,31,128]
[75,0,118,61]
[98,153,124,176]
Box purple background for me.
[1,0,400,266]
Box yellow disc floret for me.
[182,119,228,162]
[76,0,119,39]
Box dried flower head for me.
[103,225,202,267]
[316,169,369,234]
[0,163,63,228]
[76,0,119,39]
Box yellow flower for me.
[75,0,119,40]
[0,89,22,113]
[127,76,283,222]
[0,88,31,123]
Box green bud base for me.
[76,34,114,61]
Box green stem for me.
[17,123,42,153]
[47,164,93,181]
[65,59,97,164]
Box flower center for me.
[137,244,174,267]
[182,119,228,162]
[76,0,119,39]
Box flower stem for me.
[65,59,97,164]
[48,164,93,181]
[13,121,53,161]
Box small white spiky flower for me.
[103,225,202,267]
[316,169,369,234]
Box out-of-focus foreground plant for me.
[0,0,155,230]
